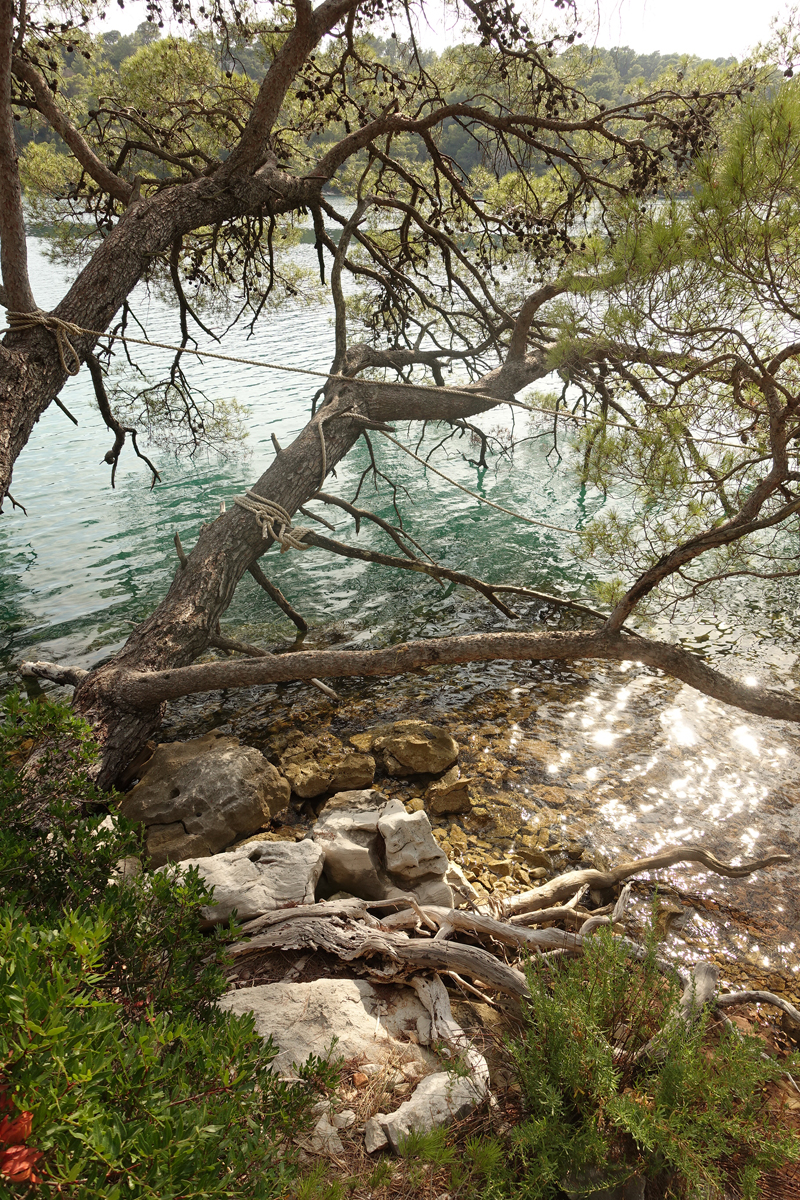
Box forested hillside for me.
[14,21,736,183]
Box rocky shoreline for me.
[108,708,800,1173]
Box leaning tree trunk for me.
[73,361,542,785]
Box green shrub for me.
[0,907,336,1198]
[504,927,800,1199]
[0,689,137,918]
[0,690,231,1017]
[0,693,338,1195]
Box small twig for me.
[54,396,79,425]
[247,561,309,633]
[2,490,27,514]
[298,505,337,532]
[446,970,500,1007]
[271,432,283,455]
[85,352,160,488]
[312,489,435,562]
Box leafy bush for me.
[504,926,800,1199]
[0,689,136,918]
[0,693,337,1195]
[0,908,336,1197]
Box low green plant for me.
[502,926,800,1199]
[1,908,331,1197]
[397,1126,457,1164]
[0,692,338,1196]
[0,689,137,918]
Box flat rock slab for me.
[219,979,439,1076]
[172,839,324,925]
[119,731,290,866]
[351,720,459,776]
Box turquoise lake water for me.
[0,239,613,683]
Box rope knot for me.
[5,308,83,375]
[233,491,312,552]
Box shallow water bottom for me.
[148,649,800,1005]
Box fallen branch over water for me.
[22,627,800,726]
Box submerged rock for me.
[426,766,473,815]
[118,731,290,866]
[278,733,375,798]
[351,720,459,776]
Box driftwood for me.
[221,846,793,1025]
[423,906,583,953]
[502,847,790,916]
[716,990,800,1025]
[227,912,530,998]
[631,960,720,1064]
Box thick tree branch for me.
[0,0,34,313]
[97,627,800,723]
[11,56,133,205]
[224,0,356,174]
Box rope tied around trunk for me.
[5,309,83,376]
[233,492,311,552]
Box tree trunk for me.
[72,359,543,785]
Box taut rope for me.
[3,307,516,406]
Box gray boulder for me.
[118,731,290,866]
[351,720,458,776]
[379,807,448,879]
[168,838,325,925]
[313,790,453,906]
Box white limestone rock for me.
[313,790,453,906]
[170,838,324,925]
[307,1114,344,1155]
[218,978,438,1077]
[378,1072,488,1151]
[364,1116,390,1153]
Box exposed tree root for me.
[223,845,791,1010]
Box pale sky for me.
[101,0,792,61]
[583,0,789,60]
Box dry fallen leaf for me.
[0,1110,33,1146]
[0,1144,44,1183]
